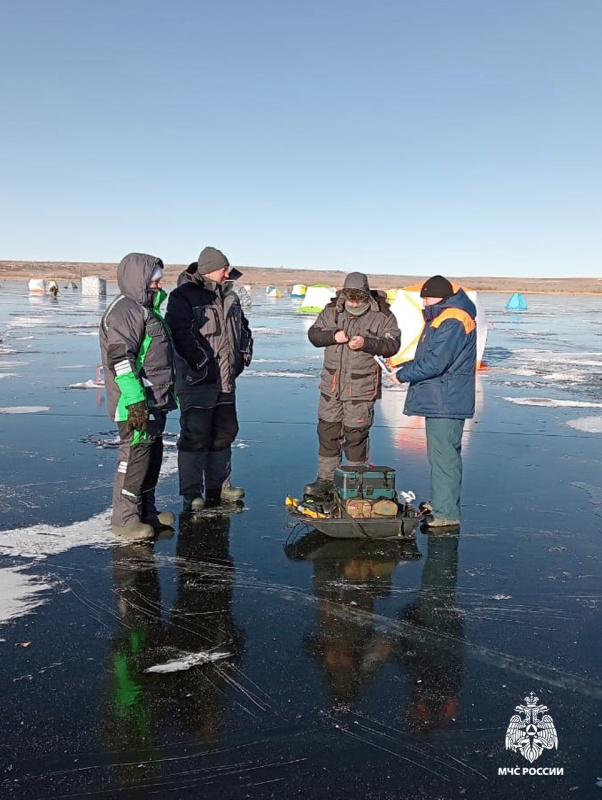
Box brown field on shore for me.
[1,260,601,294]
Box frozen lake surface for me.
[1,280,601,798]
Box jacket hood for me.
[117,253,164,306]
[334,289,380,315]
[423,288,476,322]
[177,267,196,288]
[176,268,223,294]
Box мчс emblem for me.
[505,692,558,763]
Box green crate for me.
[334,466,396,501]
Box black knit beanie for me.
[420,275,453,299]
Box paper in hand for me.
[374,356,399,377]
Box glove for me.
[126,401,149,433]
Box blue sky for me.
[1,0,600,276]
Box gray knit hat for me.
[197,246,230,275]
[343,272,370,293]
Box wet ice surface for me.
[1,281,601,798]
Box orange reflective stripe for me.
[431,308,476,334]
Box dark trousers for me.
[177,402,239,499]
[425,417,465,521]
[112,412,166,527]
[316,395,374,480]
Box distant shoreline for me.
[2,261,601,295]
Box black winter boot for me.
[303,478,334,499]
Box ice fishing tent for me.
[82,276,107,296]
[291,284,307,298]
[505,292,527,311]
[266,287,283,298]
[28,278,46,293]
[298,284,335,313]
[388,282,488,368]
[265,285,275,293]
[235,286,252,308]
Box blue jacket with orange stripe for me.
[396,289,476,419]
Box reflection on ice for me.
[0,565,53,624]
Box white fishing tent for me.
[82,276,107,296]
[266,287,283,298]
[298,284,335,313]
[28,278,46,293]
[388,282,488,368]
[291,284,307,298]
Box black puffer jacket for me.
[165,270,253,408]
[308,291,400,401]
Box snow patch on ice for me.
[566,416,602,433]
[0,374,18,379]
[0,451,178,560]
[0,566,53,624]
[68,380,103,389]
[5,315,52,329]
[0,406,50,414]
[251,327,287,336]
[502,397,602,409]
[145,650,231,673]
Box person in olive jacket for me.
[391,275,476,528]
[99,253,177,540]
[305,272,401,497]
[165,247,253,512]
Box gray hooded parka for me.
[99,253,176,422]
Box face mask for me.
[345,300,370,316]
[152,288,167,309]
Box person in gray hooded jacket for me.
[99,253,177,540]
[165,247,253,512]
[305,272,401,497]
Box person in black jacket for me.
[165,247,253,512]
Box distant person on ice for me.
[99,254,177,540]
[305,272,401,498]
[390,275,476,528]
[165,247,253,513]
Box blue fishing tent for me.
[505,292,527,311]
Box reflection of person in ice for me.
[103,543,165,773]
[291,538,419,708]
[169,514,245,743]
[103,517,244,787]
[396,533,463,735]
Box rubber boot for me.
[303,478,334,499]
[219,485,245,503]
[183,497,205,513]
[142,511,176,529]
[422,514,460,529]
[112,522,154,541]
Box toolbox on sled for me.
[334,466,396,501]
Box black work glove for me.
[126,401,149,433]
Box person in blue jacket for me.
[391,276,476,527]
